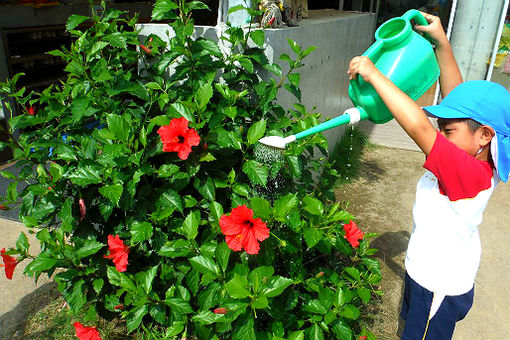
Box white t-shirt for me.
[405,132,497,296]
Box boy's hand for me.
[414,12,448,47]
[347,56,380,83]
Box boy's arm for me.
[348,56,437,155]
[415,12,462,97]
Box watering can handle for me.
[401,9,434,43]
[350,39,383,98]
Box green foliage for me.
[0,0,381,338]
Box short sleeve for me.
[424,132,493,201]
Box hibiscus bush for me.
[0,0,381,339]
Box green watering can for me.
[259,9,440,149]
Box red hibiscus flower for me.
[1,248,18,280]
[343,220,364,248]
[213,307,228,314]
[219,205,269,255]
[74,322,102,340]
[157,117,200,160]
[103,235,130,272]
[26,106,35,116]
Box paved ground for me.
[0,145,509,339]
[338,146,510,339]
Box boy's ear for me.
[479,125,495,146]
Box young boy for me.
[347,12,510,340]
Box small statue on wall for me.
[259,0,303,28]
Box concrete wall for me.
[138,9,376,152]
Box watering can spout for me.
[258,107,369,149]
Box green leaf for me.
[140,266,158,294]
[49,162,64,182]
[307,324,324,340]
[225,274,251,299]
[86,41,109,61]
[107,114,131,142]
[232,316,256,340]
[340,304,361,319]
[68,165,102,186]
[152,0,179,20]
[262,276,293,297]
[250,30,265,48]
[263,63,282,77]
[303,227,323,249]
[195,83,213,110]
[209,201,223,222]
[272,194,298,221]
[93,278,104,294]
[215,242,230,273]
[304,299,328,314]
[334,287,354,308]
[288,73,300,87]
[303,196,324,215]
[287,38,301,55]
[193,310,223,325]
[247,119,266,145]
[301,46,317,58]
[130,221,153,243]
[169,102,194,122]
[66,14,89,31]
[190,255,220,277]
[166,298,193,314]
[16,232,29,252]
[99,184,123,207]
[332,320,353,340]
[25,253,57,277]
[107,266,122,286]
[75,240,104,259]
[288,330,305,340]
[64,279,86,312]
[345,267,361,282]
[356,287,371,303]
[283,83,302,101]
[250,197,271,219]
[233,183,249,196]
[237,57,254,73]
[158,239,191,258]
[182,210,200,240]
[127,305,149,332]
[227,4,245,15]
[242,160,268,186]
[251,295,268,309]
[150,304,166,325]
[158,189,183,213]
[248,266,274,294]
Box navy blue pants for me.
[400,272,474,340]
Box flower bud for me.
[213,307,227,314]
[79,198,86,221]
[316,271,324,278]
[0,205,7,210]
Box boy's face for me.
[437,119,481,156]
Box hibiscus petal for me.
[229,205,253,224]
[113,252,129,272]
[162,141,181,153]
[177,143,193,160]
[242,229,260,255]
[251,218,269,241]
[219,215,242,236]
[225,234,244,252]
[185,128,201,147]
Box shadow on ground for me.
[0,282,59,339]
[371,230,410,280]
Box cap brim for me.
[424,104,471,119]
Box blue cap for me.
[425,80,510,182]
